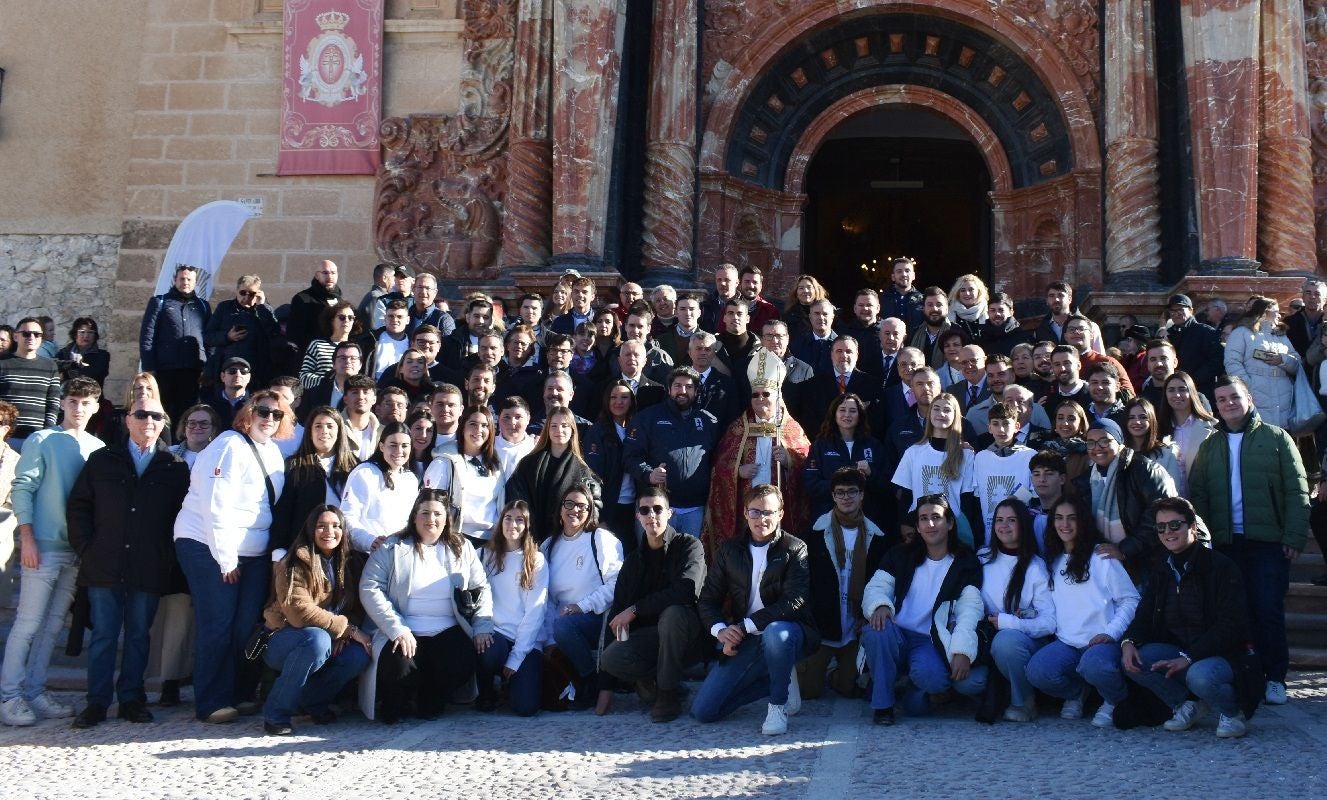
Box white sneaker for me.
[1216,712,1248,738]
[1163,700,1200,732]
[0,697,36,727]
[761,703,789,735]
[29,693,72,719]
[1059,698,1084,720]
[1090,702,1116,728]
[1003,701,1037,723]
[785,670,801,716]
[1264,681,1288,705]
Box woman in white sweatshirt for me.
[341,422,419,553]
[423,405,504,545]
[173,390,292,723]
[477,500,547,715]
[1025,494,1139,728]
[541,482,623,712]
[979,498,1056,722]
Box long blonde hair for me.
[918,392,966,481]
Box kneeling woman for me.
[1025,494,1139,727]
[359,489,494,723]
[980,498,1056,722]
[478,501,548,716]
[260,506,372,735]
[860,494,985,725]
[1122,497,1252,738]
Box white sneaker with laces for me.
[1059,698,1083,720]
[1163,700,1199,732]
[0,697,37,727]
[29,693,72,719]
[1216,712,1248,738]
[1090,702,1116,728]
[761,703,789,735]
[785,670,801,716]
[1264,681,1287,705]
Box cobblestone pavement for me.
[3,671,1327,800]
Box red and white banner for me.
[278,0,384,175]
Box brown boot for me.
[651,689,681,723]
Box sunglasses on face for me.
[253,406,285,421]
[130,410,167,422]
[17,331,41,338]
[225,367,250,375]
[636,504,666,516]
[238,290,258,298]
[751,392,772,399]
[1155,520,1189,533]
[335,314,356,321]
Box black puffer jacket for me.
[67,440,191,594]
[139,288,211,371]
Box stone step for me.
[1290,646,1327,669]
[1287,583,1327,614]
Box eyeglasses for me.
[129,410,167,422]
[17,331,41,338]
[75,329,95,336]
[636,504,666,516]
[1084,438,1114,449]
[561,500,589,513]
[1154,520,1190,533]
[745,508,780,519]
[185,420,212,429]
[225,367,251,375]
[253,406,286,421]
[832,489,862,499]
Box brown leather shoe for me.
[651,689,681,723]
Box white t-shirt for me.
[895,554,953,635]
[892,442,974,513]
[972,446,1035,530]
[373,332,409,379]
[825,526,859,648]
[401,542,456,636]
[495,435,534,481]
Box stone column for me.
[1104,0,1163,284]
[1257,0,1317,273]
[1179,0,1262,272]
[639,0,698,278]
[551,0,626,265]
[500,0,554,269]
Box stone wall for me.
[0,234,121,343]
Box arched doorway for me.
[801,107,992,304]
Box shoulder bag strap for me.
[239,433,277,509]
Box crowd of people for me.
[0,256,1318,741]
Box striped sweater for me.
[0,355,60,439]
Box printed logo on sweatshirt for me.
[214,467,222,477]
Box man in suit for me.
[759,320,816,433]
[859,316,907,385]
[873,346,925,436]
[807,337,882,432]
[789,299,838,377]
[618,340,666,412]
[965,354,1051,432]
[689,332,739,430]
[952,344,991,415]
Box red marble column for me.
[1104,0,1163,283]
[551,0,626,262]
[500,0,555,269]
[639,0,698,275]
[1258,0,1317,273]
[1179,0,1262,271]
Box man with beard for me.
[907,287,953,368]
[880,257,924,327]
[738,266,780,333]
[701,264,740,334]
[978,291,1032,357]
[286,260,342,353]
[1042,345,1093,420]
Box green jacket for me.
[1189,409,1309,549]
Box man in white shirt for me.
[495,397,534,480]
[371,300,411,380]
[340,375,380,458]
[429,384,464,457]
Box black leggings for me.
[377,625,476,719]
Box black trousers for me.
[376,625,476,718]
[156,367,202,424]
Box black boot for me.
[158,680,180,707]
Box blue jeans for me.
[86,586,160,707]
[670,508,704,538]
[475,633,543,717]
[1026,639,1128,704]
[553,611,604,678]
[1221,539,1290,682]
[990,629,1049,707]
[0,551,78,702]
[175,538,271,719]
[1124,643,1239,717]
[860,622,986,713]
[692,621,806,722]
[261,626,370,725]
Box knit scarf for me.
[950,302,987,324]
[1089,456,1126,544]
[830,506,869,615]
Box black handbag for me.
[243,626,276,662]
[454,586,482,624]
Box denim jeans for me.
[692,621,806,722]
[0,550,78,702]
[1025,639,1128,704]
[261,626,370,725]
[1221,539,1290,682]
[86,586,160,707]
[670,508,703,538]
[553,611,604,678]
[174,538,272,719]
[990,629,1049,708]
[860,622,986,714]
[1124,643,1239,717]
[475,633,542,717]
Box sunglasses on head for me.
[130,410,167,422]
[253,406,285,421]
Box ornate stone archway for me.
[696,3,1103,301]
